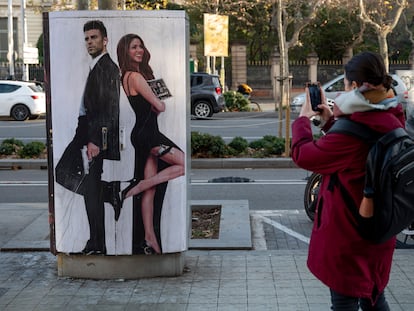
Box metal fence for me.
[0,62,44,82]
[247,60,412,89]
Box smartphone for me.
[307,83,322,112]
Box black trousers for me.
[78,154,106,252]
[330,289,390,311]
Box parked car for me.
[290,74,408,114]
[405,88,414,137]
[0,80,46,121]
[191,72,225,118]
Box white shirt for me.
[79,52,107,116]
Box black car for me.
[191,73,225,118]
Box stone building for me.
[0,0,55,61]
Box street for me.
[0,118,46,144]
[2,113,412,251]
[191,111,294,142]
[0,167,310,208]
[0,115,315,252]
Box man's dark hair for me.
[83,20,107,38]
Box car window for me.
[326,79,344,92]
[28,84,44,92]
[191,76,203,87]
[211,77,221,87]
[0,84,21,93]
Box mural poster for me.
[44,10,189,256]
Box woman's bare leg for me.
[125,146,185,198]
[140,155,161,254]
[126,146,184,254]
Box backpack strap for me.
[327,118,379,223]
[328,118,380,143]
[377,127,408,146]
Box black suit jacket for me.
[55,53,120,193]
[82,53,120,160]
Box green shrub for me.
[1,138,24,147]
[0,143,16,155]
[191,132,228,158]
[191,132,289,158]
[223,91,251,112]
[0,138,24,156]
[249,135,285,156]
[18,141,46,158]
[228,136,248,154]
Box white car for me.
[405,88,414,137]
[0,80,46,121]
[290,74,408,114]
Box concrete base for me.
[57,252,185,279]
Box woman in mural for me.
[116,33,185,255]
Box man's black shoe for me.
[103,181,122,221]
[82,241,106,255]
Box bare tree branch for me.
[358,0,408,70]
[402,11,414,47]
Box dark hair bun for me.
[382,74,393,90]
[344,52,390,89]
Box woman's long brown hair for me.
[117,34,154,80]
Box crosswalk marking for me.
[250,210,311,249]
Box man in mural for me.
[55,20,120,255]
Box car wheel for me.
[11,104,30,121]
[193,100,213,118]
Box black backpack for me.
[328,118,414,243]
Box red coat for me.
[291,106,405,302]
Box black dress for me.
[127,93,179,254]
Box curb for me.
[191,157,297,169]
[0,159,48,170]
[0,158,297,170]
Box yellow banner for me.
[204,14,228,57]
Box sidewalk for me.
[1,247,414,310]
[1,199,414,310]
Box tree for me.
[273,0,325,146]
[36,34,43,64]
[398,9,414,60]
[295,5,366,60]
[359,0,408,71]
[125,0,171,10]
[184,0,275,62]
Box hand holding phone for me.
[307,82,322,112]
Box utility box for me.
[44,10,189,278]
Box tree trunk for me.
[99,0,117,10]
[77,0,88,10]
[378,32,389,72]
[276,0,285,138]
[276,0,291,156]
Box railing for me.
[248,59,411,67]
[0,62,44,81]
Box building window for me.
[0,18,18,62]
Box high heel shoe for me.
[121,178,143,204]
[141,240,157,255]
